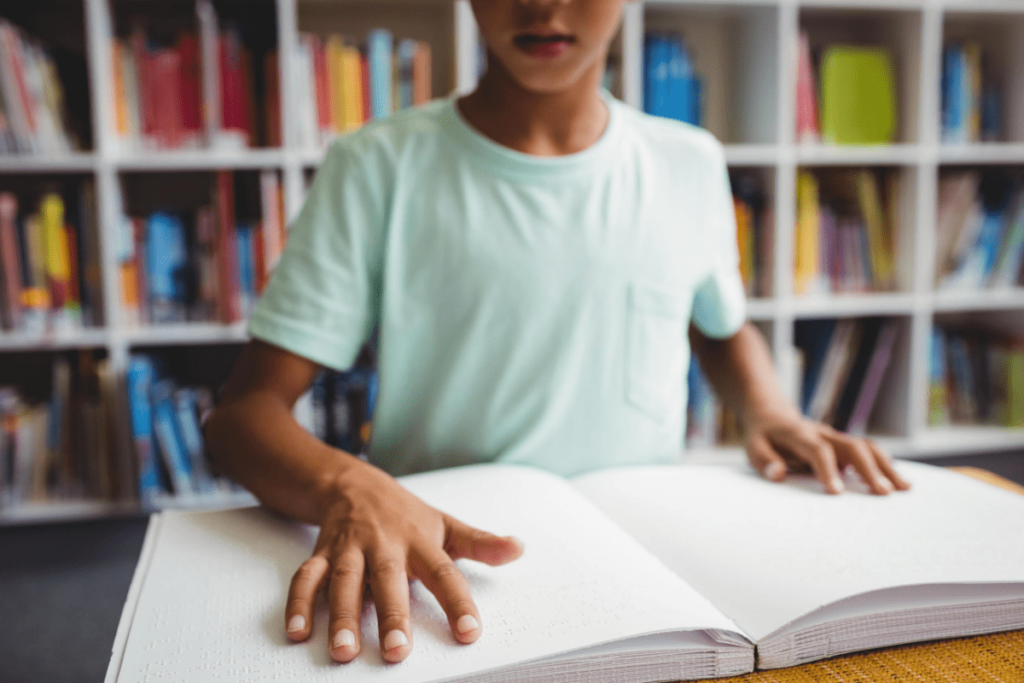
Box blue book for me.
[367,29,394,119]
[146,212,188,323]
[235,224,255,314]
[397,39,417,110]
[795,319,837,415]
[644,34,670,117]
[126,356,164,502]
[992,194,1024,287]
[151,379,194,496]
[976,208,1008,282]
[942,45,966,143]
[174,388,216,494]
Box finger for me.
[367,551,413,663]
[327,546,365,663]
[867,440,911,491]
[746,435,788,482]
[444,516,524,565]
[286,554,329,642]
[410,547,481,644]
[832,434,893,495]
[789,431,845,494]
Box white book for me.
[105,461,1024,683]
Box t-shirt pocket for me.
[626,281,691,422]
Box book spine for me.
[0,192,22,330]
[215,171,241,322]
[367,30,393,119]
[126,356,163,502]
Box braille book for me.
[105,461,1024,683]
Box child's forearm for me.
[689,322,796,428]
[205,392,360,525]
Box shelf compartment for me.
[644,3,779,144]
[798,6,922,144]
[941,10,1024,145]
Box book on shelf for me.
[794,317,899,434]
[110,0,280,153]
[794,169,899,296]
[304,344,379,457]
[929,325,1024,429]
[0,353,131,510]
[0,185,102,334]
[293,29,432,151]
[731,171,773,298]
[643,32,703,127]
[935,169,1024,291]
[795,37,896,146]
[0,19,80,155]
[106,461,1024,682]
[942,41,1002,144]
[117,170,285,326]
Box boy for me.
[204,0,909,667]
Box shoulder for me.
[613,99,727,172]
[323,99,451,171]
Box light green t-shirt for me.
[249,91,746,477]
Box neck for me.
[457,56,610,157]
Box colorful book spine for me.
[0,193,22,330]
[367,29,393,120]
[126,356,163,502]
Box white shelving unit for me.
[2,0,1023,523]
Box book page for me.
[572,461,1024,642]
[112,464,745,683]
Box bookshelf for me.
[2,0,1024,524]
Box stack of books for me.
[125,354,242,506]
[929,326,1024,429]
[794,317,900,435]
[732,171,773,298]
[117,170,286,326]
[110,0,280,152]
[0,187,102,334]
[0,353,130,509]
[942,41,1002,144]
[643,32,703,126]
[935,170,1024,291]
[795,169,898,296]
[292,29,432,150]
[0,19,80,155]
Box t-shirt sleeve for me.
[690,142,747,339]
[248,137,388,370]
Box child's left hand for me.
[743,405,911,495]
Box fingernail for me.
[457,614,479,634]
[878,479,894,493]
[384,630,408,651]
[333,629,355,649]
[287,615,306,633]
[830,476,845,493]
[764,462,786,480]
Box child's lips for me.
[513,34,575,58]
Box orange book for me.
[0,192,21,329]
[412,41,431,105]
[111,40,130,137]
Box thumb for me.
[444,516,524,566]
[747,435,787,483]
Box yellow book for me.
[856,170,894,290]
[964,42,982,143]
[111,41,129,137]
[40,194,71,308]
[326,36,345,133]
[734,197,754,294]
[795,171,820,296]
[341,45,363,131]
[21,215,50,310]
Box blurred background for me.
[0,0,1022,681]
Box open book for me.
[106,461,1024,683]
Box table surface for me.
[1,468,1021,683]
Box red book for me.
[177,34,203,134]
[264,51,281,147]
[360,53,371,123]
[1,25,37,138]
[65,224,80,308]
[311,36,330,133]
[216,171,241,322]
[149,49,186,149]
[219,31,252,144]
[0,193,22,329]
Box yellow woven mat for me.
[694,468,1024,683]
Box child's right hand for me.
[282,457,524,664]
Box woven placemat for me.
[695,467,1024,683]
